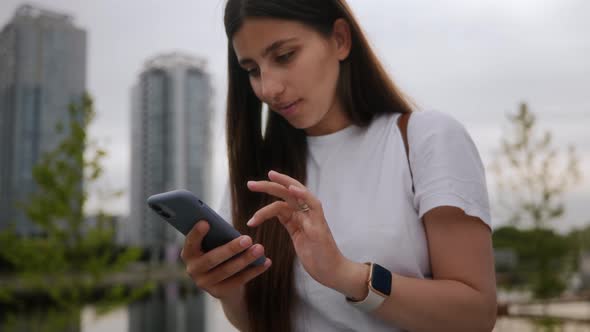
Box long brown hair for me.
[223,1,413,331]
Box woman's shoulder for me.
[370,110,472,145]
[408,110,467,135]
[374,110,465,132]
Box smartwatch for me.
[346,262,392,312]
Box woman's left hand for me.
[246,170,347,289]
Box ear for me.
[332,18,352,61]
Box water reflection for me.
[6,285,589,332]
[494,317,590,332]
[127,281,205,332]
[1,280,207,332]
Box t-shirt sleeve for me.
[407,111,492,228]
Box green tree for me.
[490,103,582,228]
[566,224,590,273]
[0,94,151,330]
[493,226,574,298]
[490,103,582,299]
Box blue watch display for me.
[370,263,392,296]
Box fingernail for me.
[247,218,254,226]
[264,259,272,268]
[197,221,208,232]
[240,236,251,248]
[247,181,255,186]
[252,245,263,256]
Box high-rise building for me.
[0,4,86,235]
[128,52,214,255]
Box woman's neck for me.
[305,99,352,136]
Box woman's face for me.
[232,18,351,136]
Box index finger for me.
[247,180,294,203]
[193,234,253,273]
[181,220,209,261]
[268,170,304,189]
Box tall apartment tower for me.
[0,4,86,235]
[129,53,214,254]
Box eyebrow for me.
[238,38,298,66]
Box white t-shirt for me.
[218,110,491,331]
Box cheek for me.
[306,54,340,105]
[249,79,263,101]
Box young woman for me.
[180,1,497,331]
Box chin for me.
[286,120,308,130]
[288,116,318,131]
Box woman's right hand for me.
[180,220,272,301]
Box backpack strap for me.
[397,112,415,194]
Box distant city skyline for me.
[0,0,587,233]
[0,4,86,235]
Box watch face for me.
[370,263,392,296]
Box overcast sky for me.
[1,0,588,232]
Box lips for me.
[273,99,299,111]
[273,99,301,116]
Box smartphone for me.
[147,189,265,267]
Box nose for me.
[260,71,285,103]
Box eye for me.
[246,67,260,77]
[276,51,295,64]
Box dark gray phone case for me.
[147,189,265,267]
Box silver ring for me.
[299,203,310,212]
